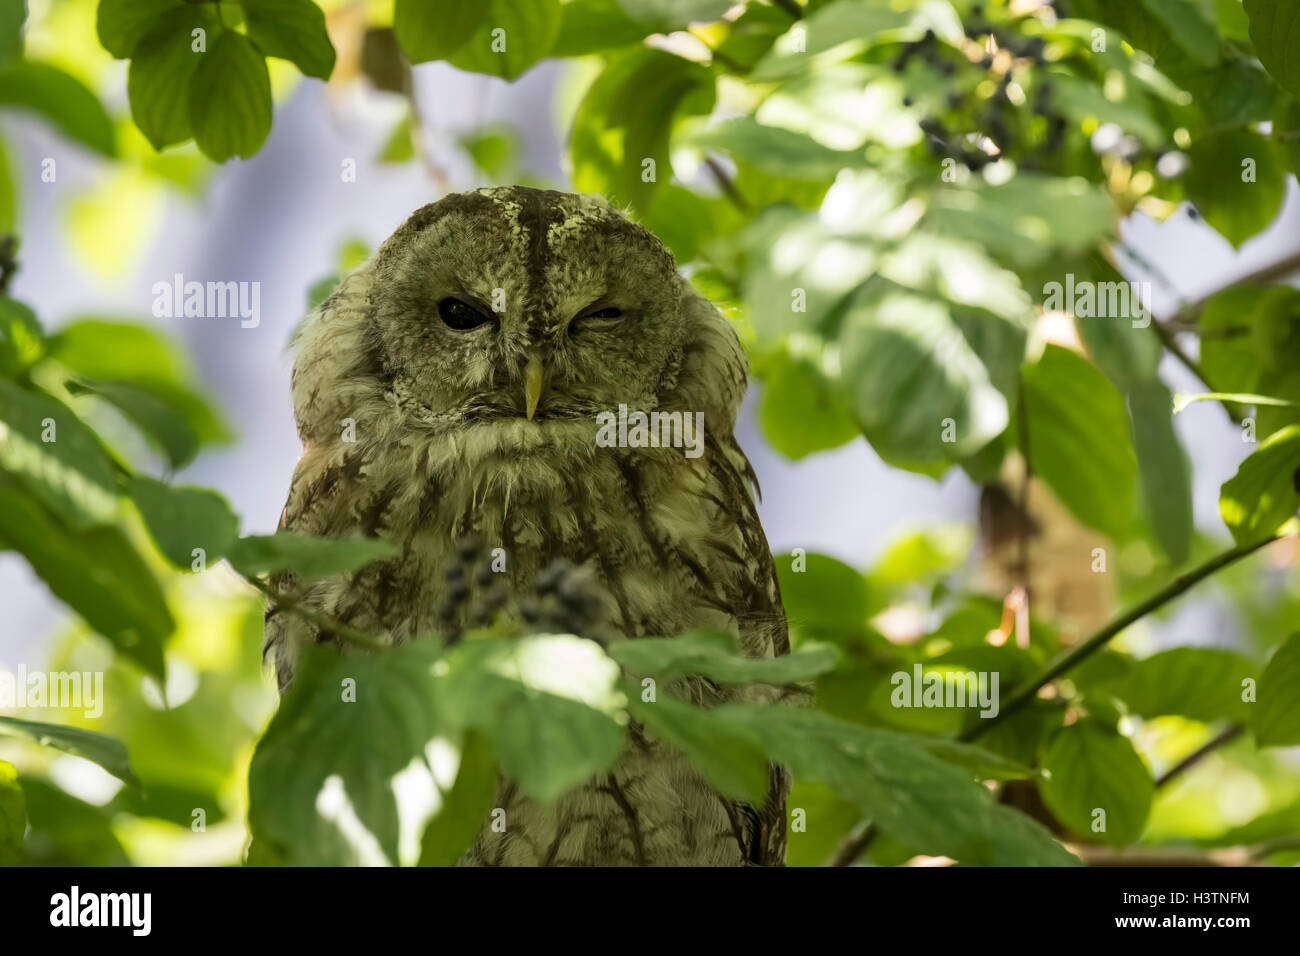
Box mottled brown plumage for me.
[265,186,789,865]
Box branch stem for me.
[244,575,390,651]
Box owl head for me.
[290,187,747,448]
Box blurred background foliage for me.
[1,0,1299,867]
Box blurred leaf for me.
[459,125,517,178]
[0,132,13,233]
[0,760,23,865]
[627,694,769,804]
[839,288,1011,464]
[1021,345,1138,539]
[0,716,141,788]
[96,0,181,58]
[377,114,413,163]
[776,551,870,633]
[68,378,200,469]
[0,0,23,67]
[1219,424,1300,544]
[226,531,396,579]
[608,630,839,685]
[127,5,218,150]
[569,47,710,210]
[1185,128,1287,247]
[722,706,1079,864]
[758,353,859,460]
[1140,0,1220,66]
[688,117,866,180]
[18,776,129,866]
[0,484,172,680]
[927,174,1116,270]
[249,642,444,865]
[243,0,336,79]
[48,319,231,446]
[784,779,861,866]
[0,297,44,376]
[128,474,240,568]
[1254,632,1300,746]
[1244,0,1300,99]
[1038,720,1152,846]
[445,0,562,81]
[0,59,115,156]
[189,31,272,161]
[0,380,119,529]
[393,0,489,63]
[417,731,497,866]
[915,738,1033,782]
[616,0,732,30]
[552,0,647,56]
[1111,647,1257,723]
[1128,381,1193,563]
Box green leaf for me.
[0,379,120,530]
[189,30,272,161]
[927,174,1117,269]
[1021,345,1138,539]
[722,706,1079,865]
[0,297,44,376]
[0,134,13,234]
[0,761,24,865]
[68,378,200,469]
[0,0,22,68]
[48,319,230,448]
[1244,0,1300,99]
[226,531,397,580]
[0,484,172,680]
[249,642,445,865]
[0,60,115,156]
[97,0,182,58]
[1128,381,1193,563]
[775,551,871,633]
[1219,424,1300,543]
[128,5,220,150]
[839,288,1011,464]
[1174,391,1299,413]
[478,679,623,804]
[608,630,839,685]
[18,776,130,865]
[552,0,647,56]
[627,694,769,804]
[1038,720,1152,847]
[0,716,141,788]
[1111,647,1257,723]
[1139,0,1220,65]
[914,738,1033,782]
[1254,632,1300,745]
[445,0,562,81]
[758,353,860,460]
[616,0,732,30]
[688,117,866,180]
[569,47,710,210]
[128,474,240,569]
[242,0,336,79]
[1185,128,1288,247]
[393,0,490,63]
[417,731,498,866]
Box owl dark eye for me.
[582,306,623,320]
[438,297,492,331]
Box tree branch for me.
[960,534,1283,743]
[1154,724,1244,789]
[244,574,390,651]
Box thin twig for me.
[961,534,1283,743]
[244,574,390,651]
[704,156,750,212]
[1154,724,1244,789]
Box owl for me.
[264,186,790,866]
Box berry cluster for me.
[519,558,604,638]
[437,535,507,641]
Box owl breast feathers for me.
[266,186,790,865]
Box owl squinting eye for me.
[438,297,492,332]
[571,305,624,332]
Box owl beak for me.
[524,355,544,421]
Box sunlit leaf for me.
[188,30,272,161]
[1219,424,1300,543]
[1038,720,1152,847]
[0,716,141,788]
